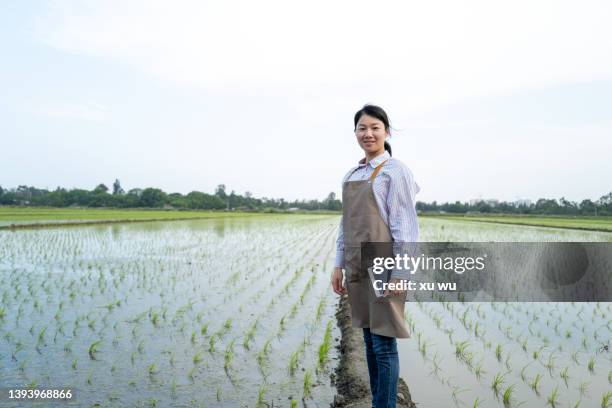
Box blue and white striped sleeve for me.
[334,168,355,269]
[387,162,420,280]
[335,216,345,269]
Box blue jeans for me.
[363,328,399,408]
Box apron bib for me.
[343,159,410,338]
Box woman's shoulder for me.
[384,157,415,178]
[383,158,421,193]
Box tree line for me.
[1,181,611,216]
[0,180,342,212]
[416,193,612,216]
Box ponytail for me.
[384,140,392,156]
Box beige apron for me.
[343,159,410,339]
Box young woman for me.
[331,104,420,408]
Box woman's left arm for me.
[387,162,419,282]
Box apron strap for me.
[369,159,388,181]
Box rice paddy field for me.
[403,218,612,408]
[0,208,253,228]
[429,214,612,233]
[0,210,611,407]
[0,214,341,407]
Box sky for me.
[1,0,611,203]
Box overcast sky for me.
[1,1,611,203]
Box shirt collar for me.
[358,150,390,169]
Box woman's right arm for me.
[332,216,347,295]
[335,216,344,269]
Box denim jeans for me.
[362,327,399,408]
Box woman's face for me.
[355,114,388,157]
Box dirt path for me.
[331,295,417,408]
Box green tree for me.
[93,184,109,194]
[139,188,167,208]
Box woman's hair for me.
[353,104,392,156]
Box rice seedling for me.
[560,366,569,386]
[303,369,313,399]
[602,391,612,408]
[546,386,559,407]
[193,350,203,364]
[288,349,300,376]
[502,383,516,407]
[530,373,542,395]
[315,297,326,322]
[256,384,266,408]
[491,371,506,396]
[587,356,595,373]
[243,320,257,350]
[148,362,157,376]
[224,339,235,371]
[37,326,47,345]
[545,353,556,375]
[451,385,468,403]
[520,362,532,383]
[472,397,484,408]
[317,320,332,369]
[88,339,102,359]
[578,381,589,397]
[431,352,443,377]
[505,353,512,370]
[455,340,472,364]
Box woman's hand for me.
[331,267,346,295]
[383,277,406,297]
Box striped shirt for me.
[335,150,420,280]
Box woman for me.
[331,104,420,408]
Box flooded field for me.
[1,214,610,407]
[0,214,341,407]
[400,218,612,408]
